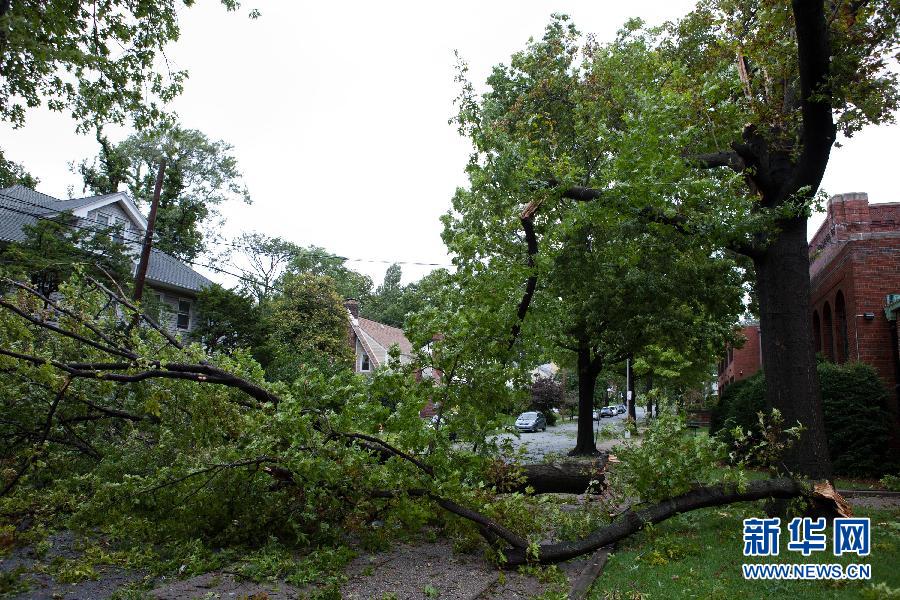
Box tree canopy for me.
[77,122,251,261]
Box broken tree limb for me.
[568,546,612,600]
[507,199,541,353]
[502,477,849,566]
[502,460,608,495]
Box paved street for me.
[494,407,646,462]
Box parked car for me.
[616,404,626,414]
[592,410,601,421]
[600,406,616,418]
[515,411,547,432]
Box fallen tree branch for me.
[503,477,847,565]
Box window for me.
[96,212,111,226]
[176,300,191,331]
[360,352,370,371]
[113,218,125,244]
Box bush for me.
[710,373,765,436]
[530,377,562,426]
[713,362,897,477]
[818,361,894,477]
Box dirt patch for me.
[341,539,585,599]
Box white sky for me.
[1,1,897,286]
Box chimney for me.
[827,192,870,241]
[344,298,359,319]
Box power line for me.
[0,190,454,269]
[0,192,452,299]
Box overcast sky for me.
[2,1,897,286]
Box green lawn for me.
[590,503,900,599]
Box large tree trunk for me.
[626,358,636,421]
[753,216,832,479]
[501,460,607,494]
[570,343,599,455]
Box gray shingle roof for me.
[0,185,212,294]
[146,248,212,293]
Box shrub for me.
[530,377,562,426]
[713,362,897,477]
[818,361,895,477]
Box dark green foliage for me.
[192,284,266,355]
[710,373,765,436]
[0,150,38,188]
[818,361,895,477]
[0,216,133,293]
[714,364,896,476]
[529,377,562,426]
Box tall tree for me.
[78,122,251,261]
[448,17,744,454]
[0,0,256,132]
[652,0,900,479]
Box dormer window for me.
[360,353,370,371]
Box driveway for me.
[494,407,646,462]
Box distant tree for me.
[530,377,563,426]
[192,284,265,354]
[77,122,251,261]
[266,273,353,380]
[0,150,38,188]
[285,246,374,303]
[362,264,407,327]
[230,233,301,306]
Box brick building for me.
[719,193,900,420]
[808,193,900,416]
[717,322,762,391]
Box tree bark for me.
[503,477,844,565]
[502,460,607,494]
[753,216,832,479]
[570,341,600,455]
[627,358,636,421]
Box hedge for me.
[711,362,897,477]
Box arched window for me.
[812,310,822,355]
[822,302,834,362]
[835,291,848,363]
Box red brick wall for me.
[808,194,900,434]
[718,324,762,392]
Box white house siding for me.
[153,290,201,334]
[84,204,142,252]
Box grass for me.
[590,503,900,599]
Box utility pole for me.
[133,160,166,302]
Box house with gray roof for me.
[0,184,212,332]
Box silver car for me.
[515,411,547,432]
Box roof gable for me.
[357,317,413,357]
[0,185,210,294]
